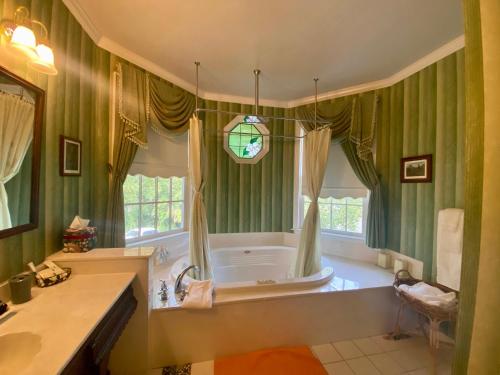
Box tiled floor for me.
[151,333,453,375]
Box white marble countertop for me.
[0,272,135,374]
[48,247,155,261]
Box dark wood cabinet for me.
[62,285,137,375]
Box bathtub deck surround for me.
[149,287,418,368]
[0,272,135,374]
[153,232,398,309]
[155,252,393,309]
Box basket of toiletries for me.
[29,261,71,288]
[63,215,97,253]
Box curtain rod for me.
[192,62,333,132]
[194,108,332,125]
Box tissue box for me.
[63,227,97,252]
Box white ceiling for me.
[67,0,463,105]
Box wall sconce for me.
[1,6,58,75]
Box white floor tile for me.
[333,340,364,360]
[346,356,381,375]
[371,335,409,352]
[353,337,384,355]
[368,353,405,375]
[387,347,432,372]
[312,344,343,363]
[324,361,355,375]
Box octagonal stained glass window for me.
[223,115,269,164]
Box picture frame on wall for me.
[60,136,82,176]
[400,154,432,183]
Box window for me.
[124,175,185,242]
[223,115,269,164]
[304,196,365,236]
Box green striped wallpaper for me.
[453,0,485,372]
[375,50,465,280]
[201,101,295,233]
[0,0,110,282]
[0,0,466,286]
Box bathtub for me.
[170,245,334,293]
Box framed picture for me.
[59,136,82,176]
[400,154,432,183]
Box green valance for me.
[149,75,195,137]
[296,92,378,161]
[116,62,149,147]
[116,61,195,148]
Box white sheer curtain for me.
[188,116,212,280]
[295,128,332,277]
[0,92,34,229]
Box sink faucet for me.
[174,265,199,295]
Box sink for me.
[0,332,42,373]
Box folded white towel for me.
[398,282,457,307]
[437,208,464,291]
[181,280,214,309]
[438,208,464,234]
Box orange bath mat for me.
[214,346,327,375]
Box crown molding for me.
[286,35,465,108]
[62,0,101,43]
[98,38,289,108]
[63,0,464,108]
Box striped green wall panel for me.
[0,0,110,282]
[375,50,465,281]
[201,101,295,234]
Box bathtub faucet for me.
[175,265,200,295]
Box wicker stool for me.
[389,270,458,351]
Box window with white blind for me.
[124,175,185,242]
[301,141,368,237]
[123,126,189,243]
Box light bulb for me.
[29,43,58,75]
[9,25,37,58]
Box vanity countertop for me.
[0,272,136,375]
[48,247,156,261]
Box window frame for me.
[223,115,270,164]
[124,175,187,245]
[301,195,369,239]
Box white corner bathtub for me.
[170,245,334,293]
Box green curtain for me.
[375,50,465,280]
[342,139,386,248]
[201,101,295,233]
[116,61,195,141]
[116,61,149,147]
[149,75,195,136]
[103,72,138,247]
[296,92,386,248]
[296,98,351,137]
[0,0,110,282]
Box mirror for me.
[0,66,44,238]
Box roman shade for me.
[128,127,188,178]
[302,141,368,199]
